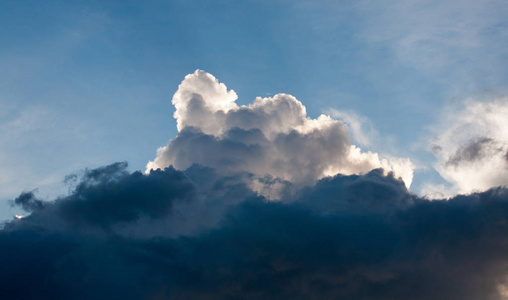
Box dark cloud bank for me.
[2,162,508,299]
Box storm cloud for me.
[3,162,508,299]
[3,71,508,299]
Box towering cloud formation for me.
[431,97,508,194]
[147,70,413,193]
[4,71,508,300]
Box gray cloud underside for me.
[2,162,508,300]
[445,137,496,167]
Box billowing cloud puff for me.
[147,70,413,193]
[430,97,508,195]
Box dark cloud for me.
[11,191,46,212]
[446,137,494,166]
[57,163,194,229]
[9,162,195,231]
[298,168,416,214]
[2,163,508,299]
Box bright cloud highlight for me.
[430,97,508,194]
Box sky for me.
[1,0,508,213]
[1,0,508,298]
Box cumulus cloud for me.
[5,70,508,299]
[430,97,508,195]
[147,70,413,193]
[3,162,508,299]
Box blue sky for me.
[1,0,508,220]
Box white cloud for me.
[430,97,508,194]
[147,70,413,196]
